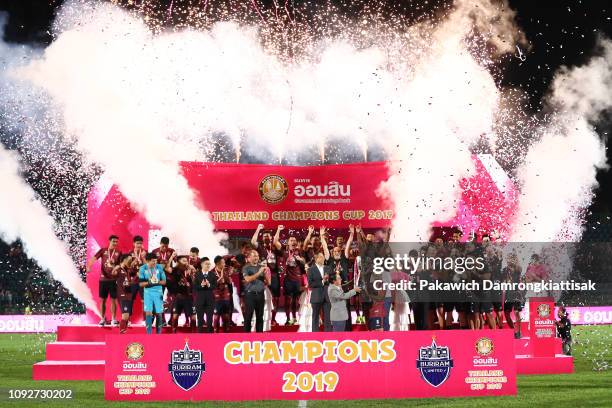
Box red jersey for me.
[173,266,195,299]
[95,247,122,281]
[152,247,175,266]
[283,248,304,282]
[256,244,282,274]
[213,267,231,301]
[369,300,386,318]
[188,256,200,269]
[129,248,147,272]
[115,266,132,300]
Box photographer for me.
[556,306,572,355]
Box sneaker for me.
[514,331,521,339]
[98,318,106,327]
[111,319,119,327]
[285,319,292,326]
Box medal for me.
[149,266,159,284]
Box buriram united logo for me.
[537,304,551,318]
[168,341,206,391]
[416,337,454,387]
[258,175,289,204]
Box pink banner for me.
[105,330,516,401]
[561,306,612,325]
[0,315,84,333]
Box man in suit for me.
[194,257,218,333]
[308,252,332,332]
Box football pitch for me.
[0,326,610,407]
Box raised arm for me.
[345,224,355,259]
[320,226,330,260]
[303,225,314,251]
[330,287,358,302]
[273,225,283,251]
[251,224,264,248]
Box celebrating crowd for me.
[86,225,532,337]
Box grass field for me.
[0,326,611,407]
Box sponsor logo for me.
[258,175,289,204]
[583,310,612,324]
[293,181,351,198]
[475,337,494,356]
[416,337,453,387]
[537,303,551,318]
[125,343,144,361]
[569,309,581,322]
[122,361,148,371]
[168,340,206,391]
[473,338,498,366]
[0,319,44,332]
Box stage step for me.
[32,360,105,381]
[515,354,574,375]
[45,341,107,361]
[513,337,563,355]
[57,324,302,342]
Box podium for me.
[528,297,557,357]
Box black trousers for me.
[345,299,352,331]
[195,293,215,333]
[412,302,426,330]
[244,291,265,333]
[311,301,331,332]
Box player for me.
[127,235,147,322]
[252,224,283,326]
[86,235,122,326]
[188,247,200,268]
[170,256,197,333]
[282,234,306,325]
[325,225,354,329]
[112,255,133,333]
[151,237,175,325]
[213,255,232,332]
[503,252,524,338]
[139,253,167,334]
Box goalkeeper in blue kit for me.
[139,253,167,334]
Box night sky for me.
[1,0,611,217]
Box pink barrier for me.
[105,330,517,401]
[560,306,612,325]
[0,315,84,333]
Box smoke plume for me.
[511,39,611,241]
[0,144,100,315]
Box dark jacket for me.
[307,264,332,304]
[194,270,218,300]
